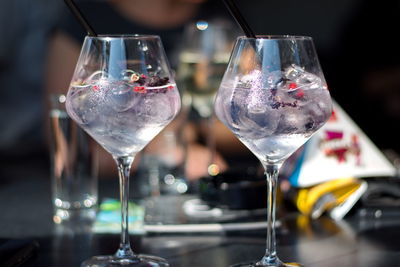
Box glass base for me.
[81,254,169,267]
[231,261,303,267]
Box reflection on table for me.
[1,160,400,267]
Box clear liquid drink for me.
[215,36,333,267]
[65,35,179,267]
[67,80,181,157]
[178,51,229,117]
[215,66,332,164]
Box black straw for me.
[222,0,256,38]
[64,0,97,37]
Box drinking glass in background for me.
[214,36,332,266]
[49,94,98,224]
[177,19,238,176]
[141,129,188,196]
[66,35,180,267]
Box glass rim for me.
[238,35,313,40]
[84,34,161,40]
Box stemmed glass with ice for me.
[214,36,332,266]
[66,35,180,267]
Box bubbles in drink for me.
[263,70,284,89]
[226,86,280,139]
[285,64,305,80]
[215,65,332,163]
[66,71,181,157]
[105,82,138,112]
[67,83,105,125]
[139,92,176,124]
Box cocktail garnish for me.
[147,76,170,87]
[71,79,86,86]
[295,89,304,98]
[268,91,298,109]
[129,74,172,93]
[136,75,146,85]
[281,101,298,108]
[130,73,140,82]
[133,86,147,93]
[288,82,297,89]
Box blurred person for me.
[0,0,61,166]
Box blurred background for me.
[1,0,399,173]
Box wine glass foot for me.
[81,254,169,267]
[231,261,303,267]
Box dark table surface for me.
[1,159,400,267]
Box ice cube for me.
[306,96,331,121]
[85,70,107,83]
[247,87,269,113]
[263,70,283,89]
[297,72,321,88]
[284,64,305,81]
[105,82,139,112]
[285,65,322,89]
[67,84,104,125]
[139,94,175,125]
[225,85,247,126]
[276,109,306,134]
[239,70,263,89]
[120,69,135,81]
[242,106,280,138]
[229,88,279,139]
[294,100,330,134]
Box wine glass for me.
[177,19,238,175]
[66,35,181,267]
[214,36,332,266]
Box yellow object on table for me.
[295,177,363,219]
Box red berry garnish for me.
[147,76,170,87]
[133,86,146,93]
[93,85,99,91]
[288,82,297,89]
[295,89,304,98]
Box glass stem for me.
[114,156,136,259]
[260,163,281,266]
